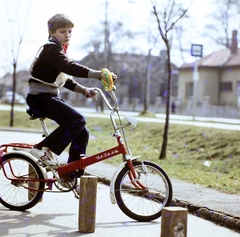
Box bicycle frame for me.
[0,73,173,220]
[57,130,129,176]
[0,87,141,199]
[58,88,139,179]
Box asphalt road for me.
[1,104,240,130]
[1,105,240,236]
[0,130,240,237]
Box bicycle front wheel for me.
[114,160,172,221]
[0,153,45,210]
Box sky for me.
[0,0,227,77]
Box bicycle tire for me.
[0,153,45,210]
[114,160,172,221]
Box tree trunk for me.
[159,45,172,159]
[10,63,17,127]
[143,49,152,112]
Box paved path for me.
[1,104,240,130]
[1,182,239,237]
[0,130,240,236]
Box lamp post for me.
[191,44,203,120]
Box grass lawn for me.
[1,109,240,194]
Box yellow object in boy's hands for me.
[101,68,113,91]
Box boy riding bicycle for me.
[26,13,117,181]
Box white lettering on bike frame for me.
[95,149,119,160]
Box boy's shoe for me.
[30,146,57,166]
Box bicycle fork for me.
[109,159,147,204]
[127,160,147,189]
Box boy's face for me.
[51,28,72,44]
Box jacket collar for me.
[48,37,68,53]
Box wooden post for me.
[161,207,188,237]
[78,175,98,233]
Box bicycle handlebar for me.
[92,87,119,111]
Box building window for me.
[220,82,232,92]
[186,82,193,97]
[237,82,240,95]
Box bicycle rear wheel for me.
[114,160,172,221]
[0,153,45,210]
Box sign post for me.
[191,44,203,120]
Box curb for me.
[0,127,43,134]
[86,170,240,234]
[171,199,240,233]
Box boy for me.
[27,13,117,177]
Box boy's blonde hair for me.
[48,13,74,39]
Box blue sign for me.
[191,44,203,57]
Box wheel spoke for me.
[115,161,172,221]
[0,154,44,210]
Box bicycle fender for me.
[109,162,127,204]
[2,150,48,179]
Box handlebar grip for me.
[86,90,95,98]
[90,90,95,95]
[86,89,99,100]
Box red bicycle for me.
[0,71,172,221]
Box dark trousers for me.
[26,94,89,164]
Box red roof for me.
[180,48,240,68]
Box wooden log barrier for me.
[161,207,188,237]
[78,175,98,233]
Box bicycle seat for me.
[26,108,45,120]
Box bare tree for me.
[83,5,135,69]
[150,0,193,159]
[204,0,240,49]
[0,0,31,127]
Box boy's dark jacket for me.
[29,37,92,91]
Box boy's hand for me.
[84,88,98,98]
[111,72,117,82]
[101,70,117,82]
